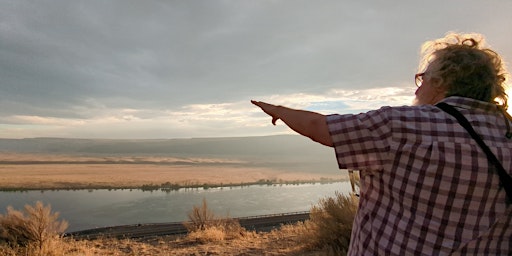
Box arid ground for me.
[0,152,348,255]
[0,152,346,190]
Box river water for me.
[0,182,352,232]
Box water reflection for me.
[0,182,352,232]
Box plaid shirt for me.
[327,96,512,255]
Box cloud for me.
[0,0,511,138]
[0,85,415,138]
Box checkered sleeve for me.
[327,98,512,255]
[326,107,393,171]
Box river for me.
[0,182,352,232]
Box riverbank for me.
[0,152,346,191]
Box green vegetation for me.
[140,177,345,192]
[0,177,345,192]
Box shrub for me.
[302,192,359,255]
[348,170,360,196]
[187,226,226,243]
[184,198,219,232]
[184,198,245,242]
[0,201,68,255]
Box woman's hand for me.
[251,100,333,147]
[251,100,281,125]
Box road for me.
[66,211,310,240]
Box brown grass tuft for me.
[301,192,359,255]
[184,197,247,244]
[0,201,71,256]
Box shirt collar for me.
[438,96,503,113]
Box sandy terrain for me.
[0,153,346,190]
[0,152,347,254]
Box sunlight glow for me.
[0,87,420,139]
[507,87,512,115]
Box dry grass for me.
[66,223,329,256]
[184,198,246,243]
[0,197,356,256]
[184,198,218,232]
[0,154,357,255]
[301,192,359,255]
[0,201,69,256]
[0,224,331,256]
[0,153,346,190]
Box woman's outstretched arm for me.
[251,100,333,147]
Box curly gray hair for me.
[419,32,509,109]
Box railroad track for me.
[66,211,310,240]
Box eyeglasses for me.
[415,72,425,87]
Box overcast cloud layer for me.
[1,0,512,139]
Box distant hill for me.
[0,135,340,174]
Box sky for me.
[1,0,512,139]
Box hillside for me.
[0,135,339,173]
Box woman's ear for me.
[431,77,446,92]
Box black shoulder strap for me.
[436,102,512,204]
